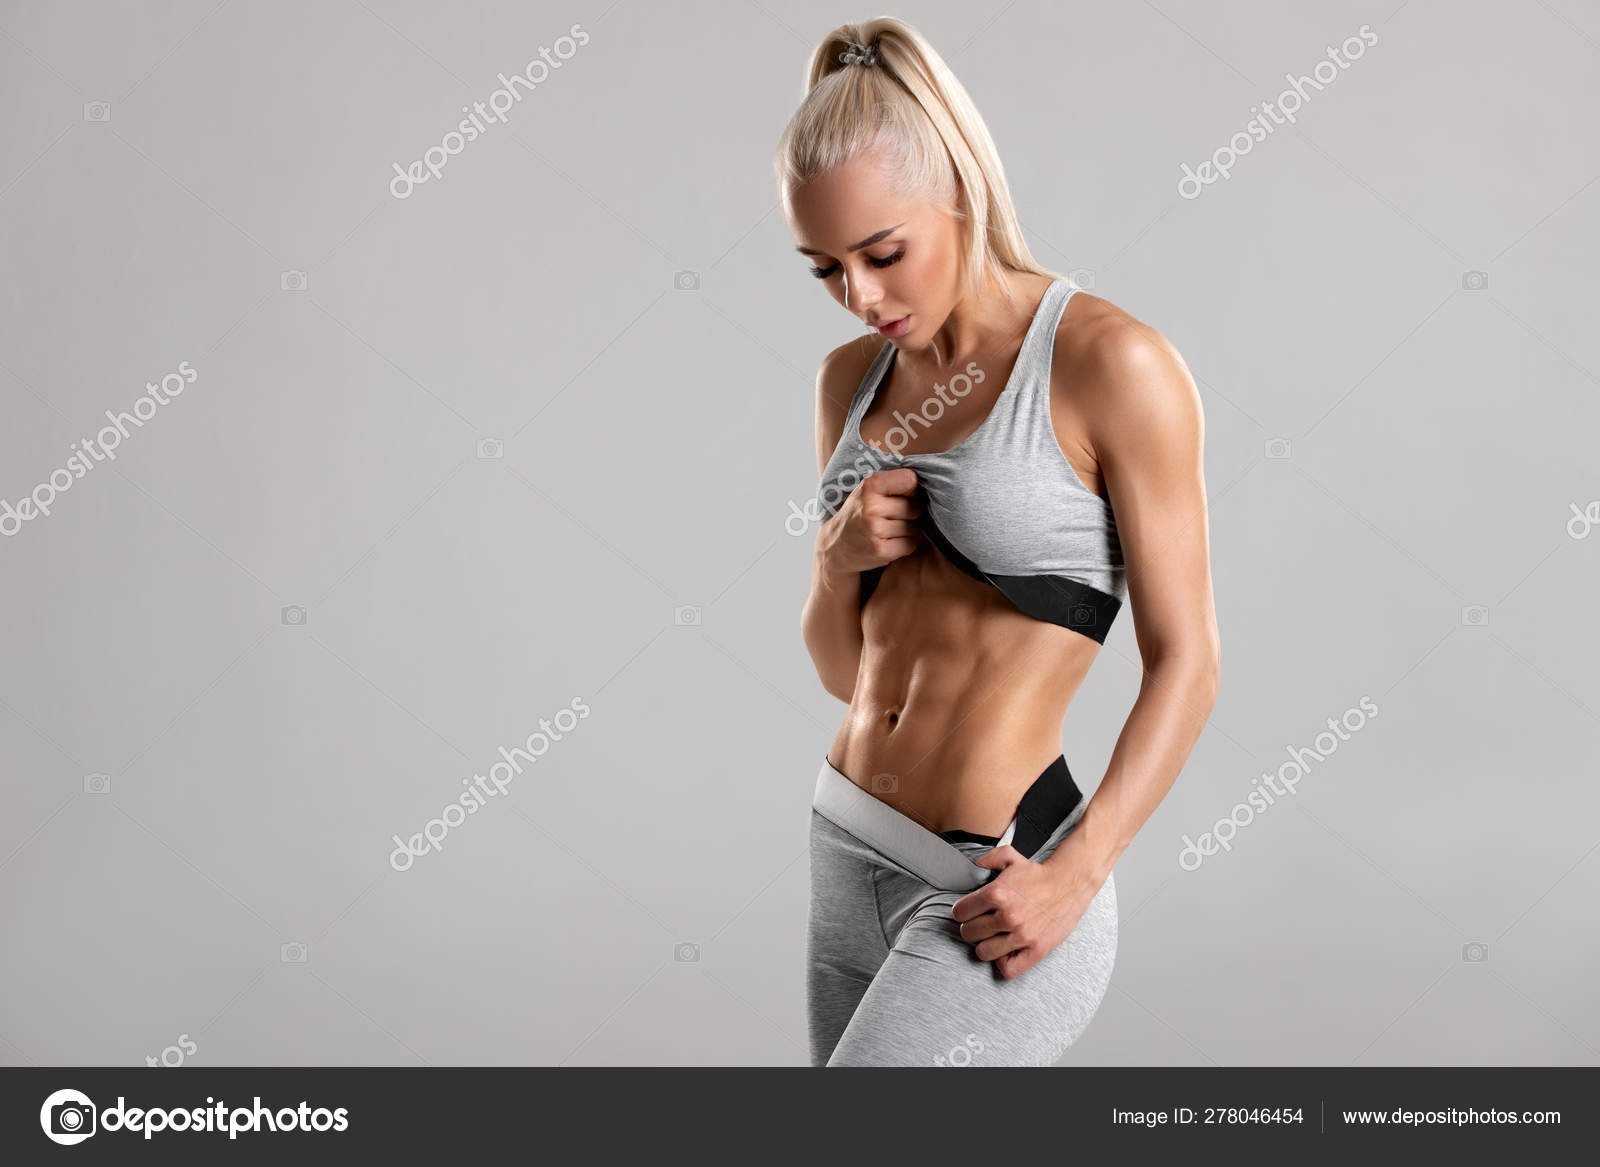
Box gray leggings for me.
[807,754,1118,1067]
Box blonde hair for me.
[773,17,1059,307]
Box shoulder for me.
[818,332,883,404]
[1050,291,1202,460]
[813,334,883,474]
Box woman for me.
[777,19,1221,1067]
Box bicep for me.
[814,340,865,478]
[1091,331,1218,667]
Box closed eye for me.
[810,249,905,280]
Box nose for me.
[843,267,881,316]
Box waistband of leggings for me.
[940,755,1085,856]
[812,754,1086,893]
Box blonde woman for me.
[779,18,1220,1067]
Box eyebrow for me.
[794,223,904,257]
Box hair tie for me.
[838,43,878,68]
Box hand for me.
[951,840,1103,980]
[818,467,928,574]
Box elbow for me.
[1149,645,1220,712]
[1185,623,1221,709]
[1196,644,1221,711]
[1187,634,1221,708]
[818,650,856,705]
[1197,658,1220,712]
[801,608,857,705]
[1182,662,1220,721]
[814,666,854,705]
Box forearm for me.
[801,545,865,704]
[1045,656,1219,886]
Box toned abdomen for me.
[827,544,1101,837]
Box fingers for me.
[997,948,1036,979]
[958,909,1007,944]
[974,932,1027,967]
[872,517,921,540]
[863,466,920,497]
[950,886,993,924]
[869,494,923,521]
[876,534,922,562]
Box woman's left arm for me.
[1047,323,1220,889]
[960,322,1220,978]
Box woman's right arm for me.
[801,343,869,704]
[803,532,864,704]
[801,343,926,702]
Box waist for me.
[829,660,1091,837]
[813,753,1086,889]
[834,552,1101,832]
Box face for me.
[787,151,962,345]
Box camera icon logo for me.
[1460,605,1488,626]
[1462,941,1488,962]
[870,772,899,794]
[1461,270,1488,291]
[1265,437,1291,460]
[281,941,307,963]
[281,605,307,627]
[280,270,308,292]
[674,942,700,962]
[674,270,700,291]
[1070,603,1096,627]
[83,773,110,794]
[1068,267,1096,290]
[674,605,701,626]
[40,1088,97,1145]
[476,437,503,460]
[83,102,111,122]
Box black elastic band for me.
[937,827,1002,846]
[859,508,1121,643]
[936,755,1083,859]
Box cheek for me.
[904,248,946,288]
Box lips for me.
[872,315,910,338]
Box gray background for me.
[1,0,1596,1067]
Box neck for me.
[920,269,1050,369]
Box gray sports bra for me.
[814,278,1127,643]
